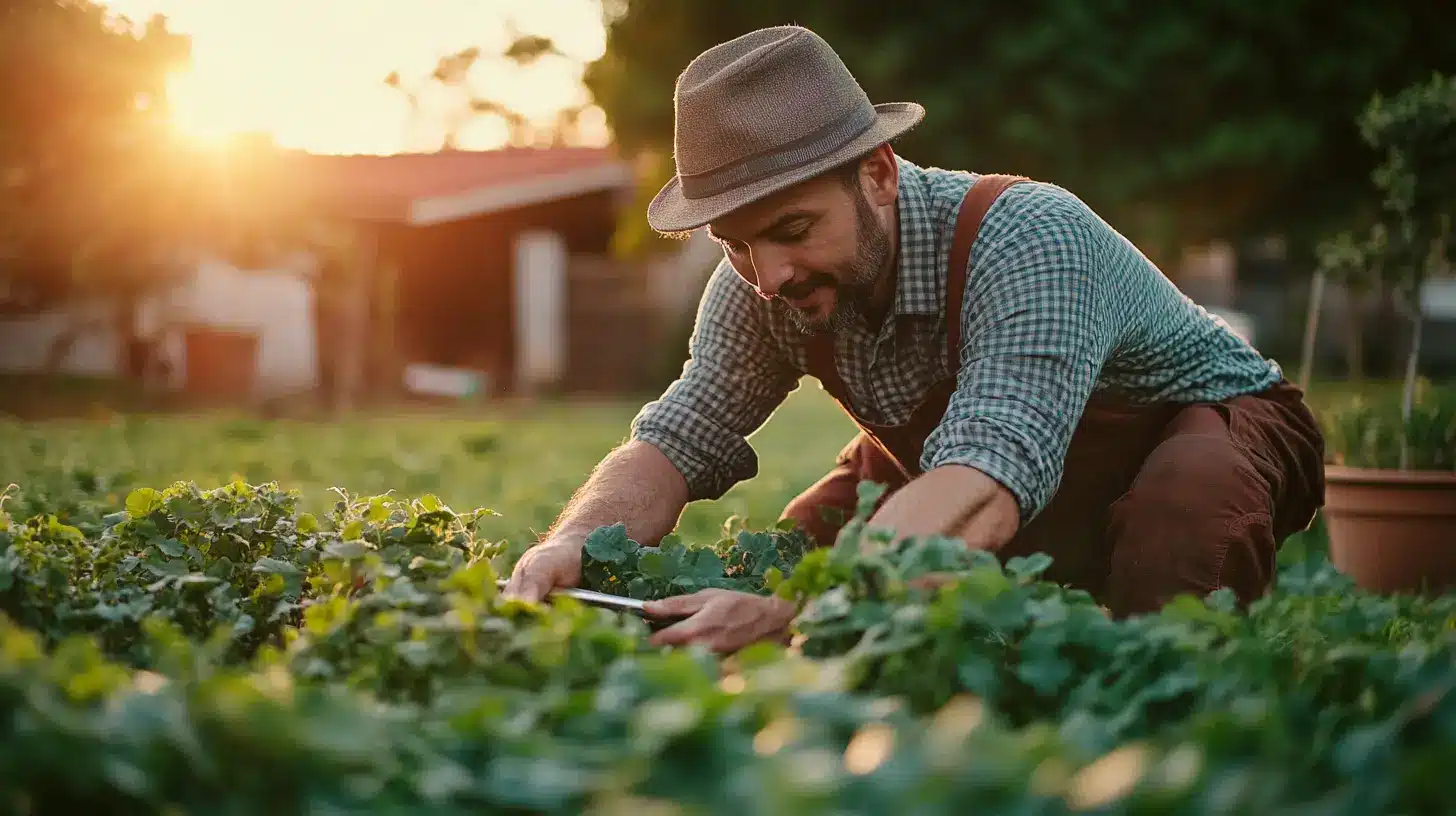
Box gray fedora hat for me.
[646,25,925,233]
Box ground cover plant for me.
[1,381,1452,813]
[1,473,1453,814]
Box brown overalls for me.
[779,175,1327,617]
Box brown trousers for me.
[780,381,1327,617]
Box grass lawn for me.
[0,374,1426,559]
[1,379,859,548]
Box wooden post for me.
[1297,269,1326,392]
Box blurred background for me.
[1,0,1453,549]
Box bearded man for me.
[502,25,1326,653]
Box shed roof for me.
[279,146,634,225]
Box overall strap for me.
[945,174,1029,366]
[804,172,1031,400]
[804,324,847,400]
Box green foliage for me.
[0,385,864,552]
[1322,382,1456,470]
[1357,71,1456,298]
[579,521,811,599]
[0,1,191,307]
[1311,73,1455,461]
[584,0,1456,260]
[0,473,1453,813]
[1316,222,1388,292]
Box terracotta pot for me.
[1323,465,1456,595]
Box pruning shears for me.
[493,578,688,630]
[494,545,690,630]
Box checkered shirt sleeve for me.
[629,260,801,501]
[921,183,1120,523]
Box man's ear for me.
[860,144,899,207]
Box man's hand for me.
[500,539,582,602]
[644,589,797,654]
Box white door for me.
[513,229,568,392]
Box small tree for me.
[1358,73,1455,468]
[1300,222,1387,386]
[0,2,190,372]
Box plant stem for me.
[1298,270,1326,392]
[1344,285,1365,382]
[1400,307,1421,471]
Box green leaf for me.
[125,488,163,519]
[297,513,320,534]
[153,537,185,558]
[627,576,654,599]
[342,520,364,541]
[324,541,369,560]
[681,547,724,581]
[1006,553,1054,582]
[637,549,675,579]
[584,524,639,565]
[204,557,235,580]
[855,480,889,519]
[1017,653,1073,695]
[153,558,188,577]
[253,557,301,576]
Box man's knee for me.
[1106,433,1276,616]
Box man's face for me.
[705,157,895,334]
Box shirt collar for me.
[888,158,943,318]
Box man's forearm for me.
[546,440,690,546]
[866,464,1020,550]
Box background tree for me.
[0,1,387,411]
[384,24,593,152]
[0,0,190,372]
[583,0,1456,269]
[1357,72,1455,465]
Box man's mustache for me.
[776,273,837,302]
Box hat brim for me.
[645,102,925,234]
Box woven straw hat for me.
[646,26,925,233]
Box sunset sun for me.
[100,0,612,155]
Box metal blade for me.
[493,545,683,626]
[494,579,683,622]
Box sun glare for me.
[100,0,611,156]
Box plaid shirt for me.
[631,158,1283,522]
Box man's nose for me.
[750,247,795,297]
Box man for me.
[502,25,1326,652]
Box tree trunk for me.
[1400,307,1422,471]
[1297,269,1326,391]
[1343,284,1365,382]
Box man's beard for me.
[771,191,891,336]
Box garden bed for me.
[1,476,1452,814]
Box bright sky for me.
[99,0,613,155]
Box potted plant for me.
[1314,73,1456,595]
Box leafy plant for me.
[579,520,811,600]
[1301,221,1387,384]
[1335,73,1456,469]
[1,477,1454,814]
[1324,382,1456,471]
[1305,73,1455,469]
